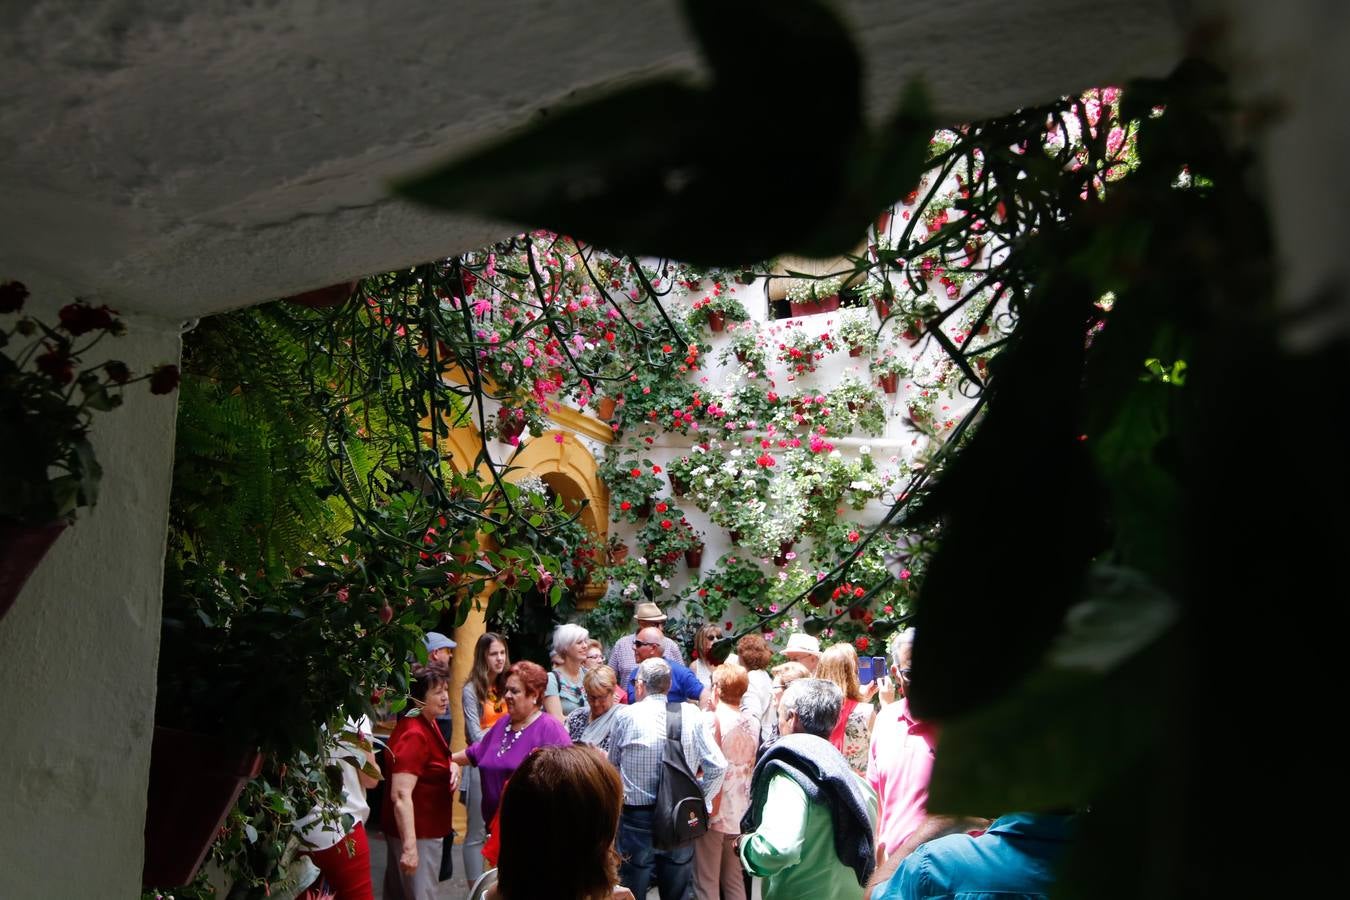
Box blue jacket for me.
[875,813,1074,900]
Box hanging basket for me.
[879,372,900,394]
[633,498,653,519]
[0,520,67,623]
[142,727,263,889]
[707,311,726,333]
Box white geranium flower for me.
[828,449,842,459]
[859,444,872,455]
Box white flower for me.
[850,480,871,490]
[692,445,706,455]
[859,444,872,455]
[828,449,842,459]
[730,449,743,458]
[704,477,715,488]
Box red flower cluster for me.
[57,301,119,336]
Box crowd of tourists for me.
[294,601,1074,900]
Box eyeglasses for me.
[633,639,656,649]
[586,692,611,701]
[897,668,912,681]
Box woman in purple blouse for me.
[452,660,571,829]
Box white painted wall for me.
[0,303,183,900]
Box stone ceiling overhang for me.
[0,0,1180,319]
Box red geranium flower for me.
[855,636,870,652]
[660,519,673,530]
[630,468,642,478]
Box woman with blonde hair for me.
[565,665,624,753]
[817,641,877,775]
[487,744,635,900]
[760,660,811,748]
[693,664,757,900]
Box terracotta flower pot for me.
[595,396,617,420]
[788,294,840,317]
[876,210,894,234]
[729,530,742,545]
[707,311,726,332]
[902,326,924,345]
[282,281,357,309]
[879,372,900,394]
[848,346,864,358]
[498,417,525,444]
[142,727,263,888]
[734,349,749,365]
[773,540,795,567]
[669,474,689,497]
[633,498,652,519]
[684,546,704,569]
[609,543,630,565]
[0,520,68,622]
[873,297,892,319]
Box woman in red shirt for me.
[382,663,462,900]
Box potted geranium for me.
[785,275,844,317]
[636,504,702,577]
[598,449,664,522]
[775,325,837,376]
[836,313,879,358]
[0,281,180,620]
[687,290,749,333]
[721,326,767,374]
[870,342,909,394]
[825,378,887,436]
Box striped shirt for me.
[608,694,726,809]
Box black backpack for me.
[652,702,710,850]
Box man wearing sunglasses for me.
[624,626,708,706]
[607,599,686,688]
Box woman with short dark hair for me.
[382,663,462,900]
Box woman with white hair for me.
[543,622,591,722]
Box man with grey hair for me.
[867,627,936,860]
[610,657,726,899]
[737,678,879,900]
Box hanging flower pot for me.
[595,396,617,420]
[609,542,630,565]
[685,279,704,293]
[876,209,894,235]
[142,727,264,888]
[729,529,742,545]
[684,544,704,569]
[707,311,726,332]
[788,294,840,317]
[282,281,357,310]
[873,296,892,319]
[669,473,690,497]
[498,417,525,444]
[734,349,749,365]
[0,520,68,622]
[848,345,864,358]
[735,271,755,285]
[773,540,795,567]
[633,498,653,519]
[879,372,900,394]
[902,325,924,345]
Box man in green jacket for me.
[736,678,879,900]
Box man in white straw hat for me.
[782,633,822,674]
[607,599,685,687]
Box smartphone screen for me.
[873,656,890,678]
[858,656,875,684]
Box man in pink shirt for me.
[866,628,937,859]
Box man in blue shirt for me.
[870,813,1073,900]
[625,626,707,704]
